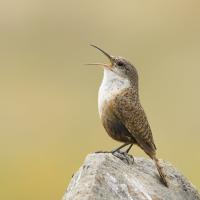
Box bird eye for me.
[117,61,124,67]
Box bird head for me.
[87,44,138,82]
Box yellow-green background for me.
[0,0,200,199]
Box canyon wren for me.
[88,45,168,187]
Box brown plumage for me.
[102,88,168,187]
[88,44,168,187]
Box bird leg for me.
[125,144,133,153]
[111,143,132,154]
[95,143,134,164]
[95,143,133,154]
[111,143,134,164]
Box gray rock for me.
[62,153,200,200]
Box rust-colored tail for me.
[153,156,168,187]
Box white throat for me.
[98,69,130,117]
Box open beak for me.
[86,45,114,69]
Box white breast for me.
[98,69,130,117]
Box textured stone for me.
[62,153,200,200]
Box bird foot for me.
[112,151,134,165]
[94,150,134,165]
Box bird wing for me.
[112,88,156,157]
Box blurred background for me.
[0,0,200,199]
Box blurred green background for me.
[0,0,200,199]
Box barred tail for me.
[153,156,168,187]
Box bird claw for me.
[94,150,134,165]
[112,151,134,165]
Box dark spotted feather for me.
[112,87,156,158]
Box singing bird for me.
[87,45,168,187]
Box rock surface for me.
[62,152,200,200]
